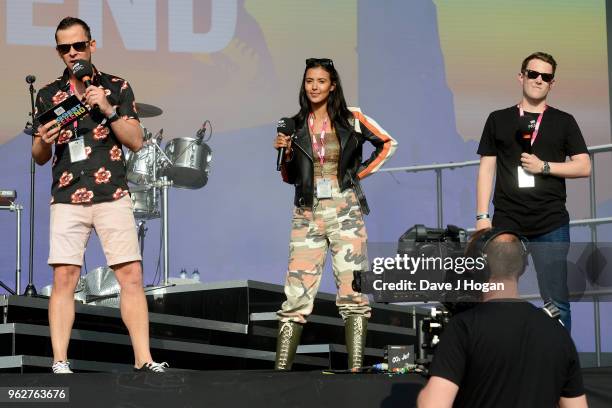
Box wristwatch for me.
[542,161,551,176]
[106,109,119,124]
[476,213,490,221]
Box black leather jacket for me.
[281,109,397,215]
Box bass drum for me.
[163,137,211,189]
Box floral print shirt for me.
[33,67,139,205]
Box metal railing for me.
[380,143,612,367]
[0,202,23,295]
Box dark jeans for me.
[526,224,571,331]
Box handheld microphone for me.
[72,59,94,87]
[518,116,535,154]
[25,75,36,84]
[276,117,295,171]
[72,59,97,109]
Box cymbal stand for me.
[24,77,37,296]
[149,137,173,285]
[157,176,173,285]
[133,130,172,271]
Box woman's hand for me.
[274,133,292,157]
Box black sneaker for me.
[134,362,169,373]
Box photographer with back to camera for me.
[417,229,587,408]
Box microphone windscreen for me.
[72,59,94,82]
[276,117,295,135]
[25,75,36,84]
[518,116,535,134]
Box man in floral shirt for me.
[32,17,167,374]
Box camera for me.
[352,224,480,370]
[353,224,473,304]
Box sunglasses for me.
[56,41,90,55]
[524,69,554,83]
[306,58,334,68]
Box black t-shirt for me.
[429,300,584,408]
[477,106,588,235]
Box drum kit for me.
[127,103,213,284]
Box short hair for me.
[55,17,91,43]
[521,52,557,75]
[485,234,527,280]
[466,229,527,281]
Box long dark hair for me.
[292,58,352,130]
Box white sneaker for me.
[52,361,73,374]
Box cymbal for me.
[135,103,163,118]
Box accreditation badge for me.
[316,178,332,199]
[69,137,88,163]
[517,166,535,188]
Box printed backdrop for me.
[0,0,610,351]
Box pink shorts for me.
[48,195,142,267]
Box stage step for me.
[0,323,389,372]
[0,323,329,372]
[145,280,422,328]
[0,280,422,372]
[0,355,133,373]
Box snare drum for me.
[163,137,212,189]
[129,186,159,220]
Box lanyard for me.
[518,104,546,146]
[68,82,80,135]
[308,113,328,166]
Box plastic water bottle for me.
[372,363,388,372]
[192,268,200,282]
[179,268,187,279]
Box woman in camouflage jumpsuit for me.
[273,58,397,370]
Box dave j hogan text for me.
[373,279,504,293]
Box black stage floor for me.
[0,367,610,408]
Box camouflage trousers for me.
[278,180,371,324]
